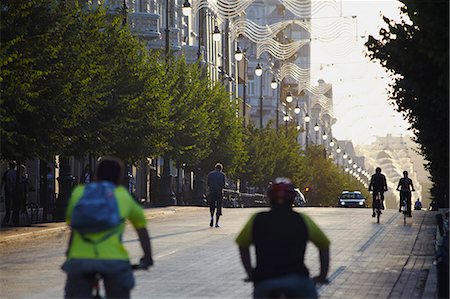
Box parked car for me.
[337,191,366,208]
[294,188,306,207]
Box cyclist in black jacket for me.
[369,167,388,217]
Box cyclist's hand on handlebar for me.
[312,276,329,284]
[134,256,153,270]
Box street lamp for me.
[353,163,357,169]
[314,123,319,132]
[294,102,301,114]
[329,139,335,147]
[343,152,348,159]
[271,78,278,89]
[235,47,243,61]
[322,132,328,140]
[286,91,293,103]
[348,158,353,164]
[213,25,221,41]
[284,114,289,136]
[255,63,262,76]
[182,0,192,16]
[305,113,310,123]
[345,167,349,172]
[336,146,341,154]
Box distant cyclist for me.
[236,178,330,298]
[414,198,422,210]
[63,157,153,298]
[396,171,415,217]
[369,167,388,218]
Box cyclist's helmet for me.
[267,177,296,207]
[375,167,381,173]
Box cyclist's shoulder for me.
[114,186,134,201]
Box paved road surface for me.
[0,207,436,299]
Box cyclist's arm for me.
[396,179,402,191]
[236,214,257,280]
[301,214,330,282]
[368,176,373,191]
[410,180,415,191]
[383,176,388,191]
[122,188,153,267]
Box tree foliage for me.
[365,0,449,204]
[238,126,366,206]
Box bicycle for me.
[92,261,148,299]
[374,192,382,224]
[401,197,408,225]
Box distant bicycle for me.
[374,192,382,224]
[401,198,408,225]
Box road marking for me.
[155,250,177,260]
[358,213,398,252]
[317,266,347,293]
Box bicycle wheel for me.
[403,202,407,224]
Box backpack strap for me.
[77,220,124,257]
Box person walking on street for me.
[368,167,388,218]
[207,163,226,228]
[397,171,415,217]
[1,162,17,226]
[63,157,153,298]
[236,178,330,298]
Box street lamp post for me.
[284,114,289,137]
[161,0,176,205]
[165,0,170,56]
[122,0,127,26]
[305,113,310,148]
[235,48,248,127]
[314,123,319,144]
[270,77,279,131]
[255,63,263,128]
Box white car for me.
[337,191,367,208]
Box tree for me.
[1,1,170,165]
[239,125,307,191]
[365,0,449,205]
[1,0,66,162]
[199,84,247,178]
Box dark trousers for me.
[254,274,317,299]
[209,191,223,217]
[399,191,412,216]
[63,259,135,299]
[2,192,13,225]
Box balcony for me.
[148,27,181,51]
[128,12,160,40]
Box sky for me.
[309,0,411,145]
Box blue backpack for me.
[71,182,122,234]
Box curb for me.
[422,263,437,299]
[0,206,206,244]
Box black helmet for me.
[267,177,296,207]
